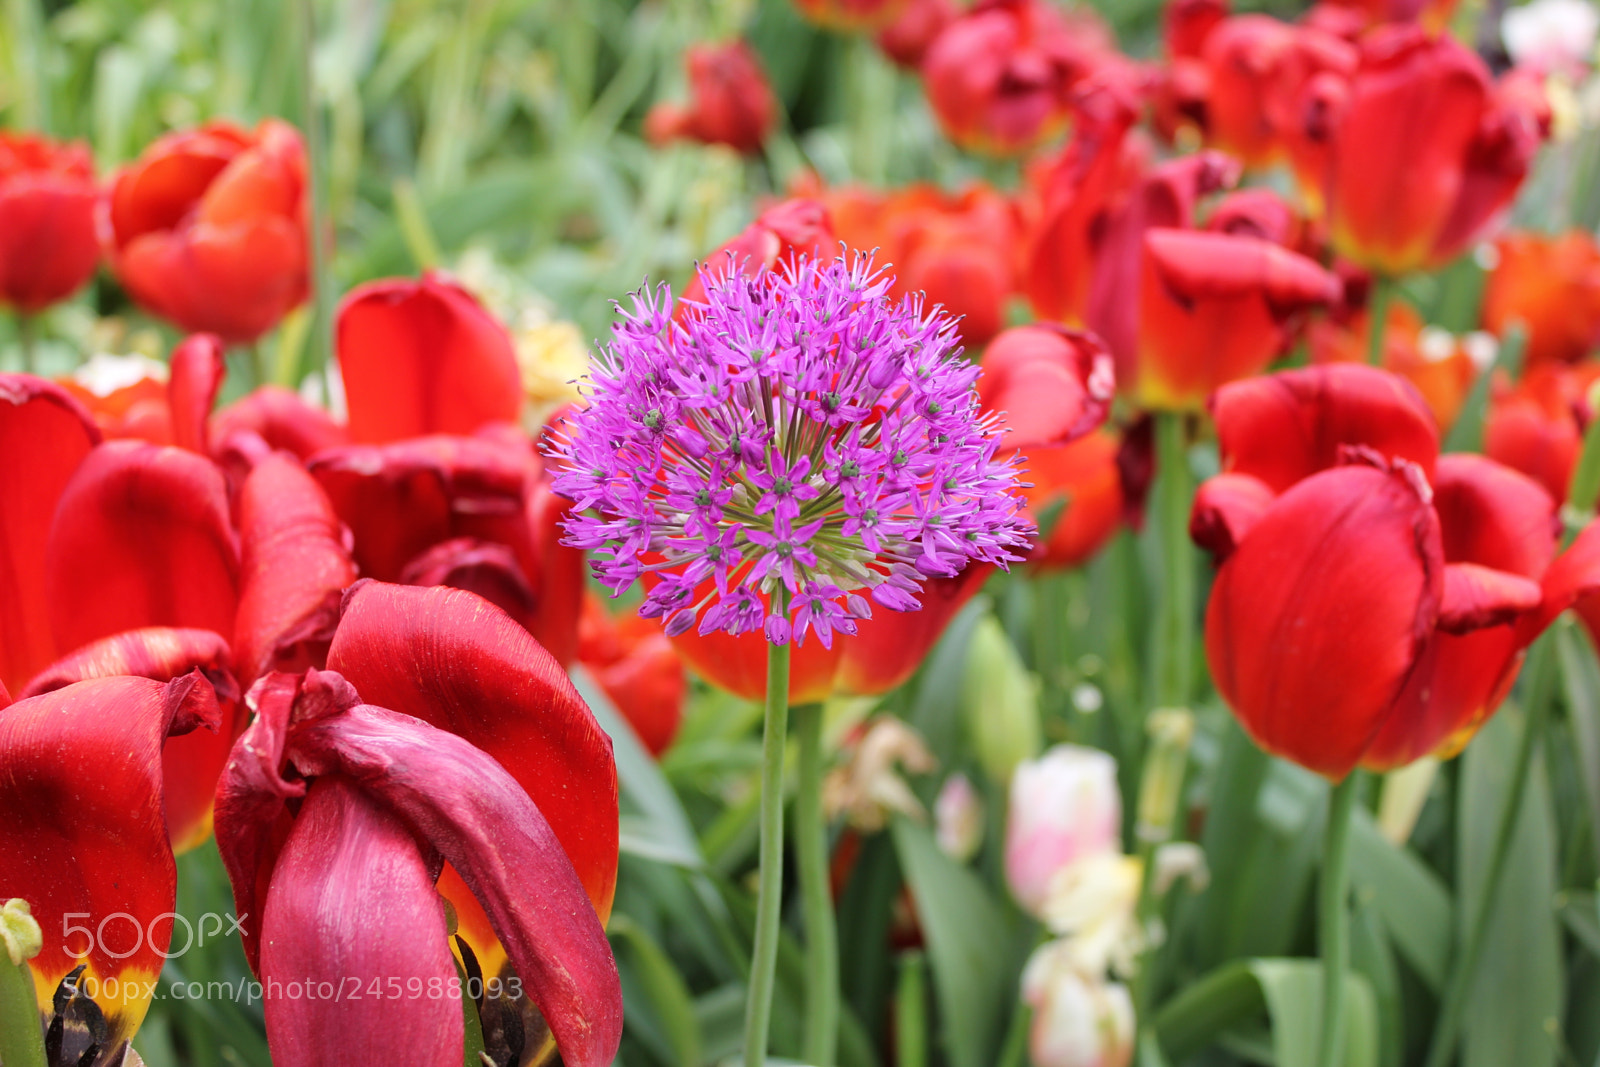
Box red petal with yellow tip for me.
[337,274,521,445]
[0,374,100,693]
[0,673,216,1047]
[234,453,357,690]
[326,582,618,920]
[259,777,462,1067]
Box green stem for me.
[1315,772,1362,1067]
[743,588,793,1067]
[393,178,442,272]
[299,0,336,384]
[246,341,267,390]
[1153,411,1195,708]
[795,701,838,1067]
[17,313,36,375]
[1421,640,1554,1067]
[0,958,46,1067]
[1366,277,1395,368]
[895,952,928,1067]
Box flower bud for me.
[1,898,42,966]
[935,773,985,862]
[1004,744,1121,917]
[962,614,1041,784]
[1021,943,1135,1067]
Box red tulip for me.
[1483,231,1600,366]
[1317,0,1460,30]
[644,41,777,154]
[1020,430,1126,569]
[792,0,912,32]
[210,384,351,470]
[106,119,308,343]
[337,273,521,444]
[0,132,99,312]
[1135,226,1340,409]
[57,334,227,452]
[0,672,220,1055]
[216,652,620,1067]
[1292,27,1546,274]
[877,0,958,67]
[579,594,687,756]
[922,0,1111,154]
[1194,364,1581,777]
[681,197,835,308]
[1484,363,1598,503]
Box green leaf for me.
[891,818,1015,1067]
[1249,959,1379,1067]
[1349,898,1404,1067]
[905,597,987,767]
[1347,809,1453,991]
[1556,619,1600,860]
[609,914,702,1067]
[1560,889,1600,959]
[1459,708,1565,1067]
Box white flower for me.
[1038,852,1145,978]
[1021,943,1135,1067]
[71,351,167,395]
[1504,0,1600,72]
[1004,744,1122,917]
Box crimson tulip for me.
[106,119,308,344]
[307,431,583,665]
[876,0,958,67]
[216,580,621,1065]
[0,132,100,312]
[57,335,226,451]
[0,671,220,1059]
[644,41,777,155]
[1484,363,1598,503]
[211,384,349,461]
[1291,26,1547,275]
[921,0,1110,154]
[337,272,521,444]
[1482,231,1600,366]
[680,196,835,308]
[1193,363,1589,778]
[578,594,687,757]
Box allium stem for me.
[795,701,839,1066]
[1366,277,1394,368]
[1315,771,1361,1067]
[744,590,793,1067]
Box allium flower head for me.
[550,253,1033,647]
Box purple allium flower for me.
[549,253,1033,647]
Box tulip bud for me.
[1004,744,1121,917]
[1021,943,1135,1067]
[962,615,1042,785]
[1,898,41,966]
[935,773,985,862]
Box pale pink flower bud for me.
[1021,943,1134,1067]
[1005,744,1122,917]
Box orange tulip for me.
[1484,362,1600,503]
[1483,231,1600,366]
[792,0,912,32]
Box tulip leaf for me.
[1349,897,1404,1067]
[906,596,988,769]
[609,913,702,1067]
[1347,809,1453,992]
[891,817,1016,1067]
[1459,708,1565,1067]
[1555,619,1600,860]
[1560,890,1600,960]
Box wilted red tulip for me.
[1484,362,1599,503]
[1483,231,1600,366]
[1135,226,1339,409]
[216,582,621,1065]
[0,132,99,313]
[792,0,911,32]
[1310,294,1488,432]
[680,197,835,307]
[0,671,220,1059]
[1193,363,1584,778]
[106,119,308,344]
[308,432,583,665]
[818,181,1018,345]
[645,41,777,154]
[876,0,958,67]
[1292,27,1546,275]
[337,273,521,444]
[922,0,1110,154]
[579,594,687,756]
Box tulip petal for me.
[0,673,216,1049]
[1211,363,1440,492]
[978,325,1115,450]
[1205,462,1443,778]
[1020,431,1126,569]
[1144,229,1340,311]
[234,453,357,690]
[167,334,226,454]
[0,375,101,692]
[837,564,992,695]
[337,274,521,444]
[326,582,619,920]
[1530,519,1600,638]
[18,627,239,853]
[211,385,350,461]
[259,776,461,1067]
[1190,472,1276,562]
[1438,562,1543,633]
[526,480,585,667]
[288,696,623,1067]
